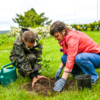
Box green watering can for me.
[0,62,17,86]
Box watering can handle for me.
[1,62,15,74]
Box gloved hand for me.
[55,67,63,80]
[53,78,66,92]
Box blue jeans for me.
[61,53,100,83]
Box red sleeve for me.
[64,35,79,72]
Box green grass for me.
[0,31,100,100]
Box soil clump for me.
[20,78,77,96]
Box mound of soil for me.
[20,78,77,96]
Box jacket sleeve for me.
[35,43,42,57]
[64,35,79,72]
[33,37,43,62]
[29,70,40,79]
[10,44,36,78]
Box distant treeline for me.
[0,30,9,34]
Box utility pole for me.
[74,11,76,24]
[97,0,98,23]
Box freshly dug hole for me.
[20,78,76,96]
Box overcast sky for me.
[0,0,100,30]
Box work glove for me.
[53,78,66,92]
[55,67,63,80]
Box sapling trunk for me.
[48,79,51,88]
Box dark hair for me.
[23,31,36,43]
[50,21,70,36]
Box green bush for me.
[70,20,100,31]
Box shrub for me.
[8,25,72,39]
[8,26,50,39]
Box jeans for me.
[61,53,100,83]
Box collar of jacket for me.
[59,36,66,46]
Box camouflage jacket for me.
[10,32,43,78]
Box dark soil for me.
[20,78,77,96]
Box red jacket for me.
[59,29,100,72]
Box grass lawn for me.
[0,31,100,100]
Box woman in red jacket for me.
[50,21,100,92]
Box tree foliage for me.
[12,8,52,27]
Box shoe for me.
[92,76,99,85]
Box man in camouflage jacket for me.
[10,28,48,87]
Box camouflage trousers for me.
[18,54,41,77]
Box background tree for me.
[12,8,52,27]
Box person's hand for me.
[53,78,66,92]
[55,67,63,80]
[37,75,49,81]
[32,77,38,87]
[32,75,49,87]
